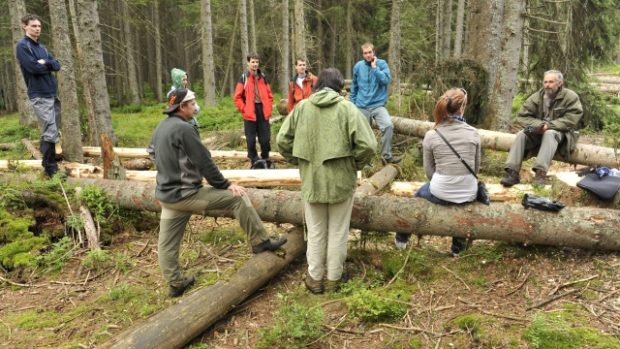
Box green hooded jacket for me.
[277,88,377,203]
[167,68,200,127]
[516,87,583,159]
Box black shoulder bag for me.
[434,129,490,205]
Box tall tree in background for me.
[440,0,453,59]
[279,0,290,96]
[153,0,163,101]
[293,0,306,60]
[453,0,466,57]
[249,0,257,53]
[345,0,353,79]
[201,0,217,107]
[7,0,37,126]
[388,0,402,95]
[239,0,249,64]
[121,0,140,104]
[49,0,84,162]
[76,0,116,145]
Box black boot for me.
[500,168,520,187]
[40,141,58,177]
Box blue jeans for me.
[396,183,468,254]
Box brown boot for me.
[532,169,550,185]
[304,273,323,294]
[324,271,349,293]
[500,168,520,187]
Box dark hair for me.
[295,57,307,65]
[313,68,344,92]
[247,53,260,62]
[433,88,467,127]
[21,14,41,26]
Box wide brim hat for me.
[163,89,196,114]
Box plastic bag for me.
[521,194,565,212]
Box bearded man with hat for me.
[148,88,287,297]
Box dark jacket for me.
[233,70,274,121]
[16,36,61,98]
[287,73,318,113]
[516,87,583,159]
[149,114,230,203]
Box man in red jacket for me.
[234,53,274,165]
[287,57,318,113]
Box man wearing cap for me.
[16,14,62,177]
[149,88,287,297]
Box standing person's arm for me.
[287,81,295,113]
[233,76,246,114]
[373,60,391,86]
[15,42,54,75]
[276,108,298,165]
[350,107,378,169]
[44,50,61,71]
[180,125,231,189]
[350,65,358,105]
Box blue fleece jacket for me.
[16,36,61,98]
[350,58,391,108]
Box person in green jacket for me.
[501,70,583,186]
[277,68,377,294]
[167,68,200,128]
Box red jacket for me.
[287,73,318,113]
[233,70,274,121]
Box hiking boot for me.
[169,275,196,297]
[251,236,288,253]
[532,169,550,185]
[394,233,409,250]
[305,273,323,294]
[324,271,349,293]
[500,168,520,187]
[381,155,402,165]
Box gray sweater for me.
[149,115,230,203]
[423,120,481,180]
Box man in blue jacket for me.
[16,14,62,177]
[350,42,398,164]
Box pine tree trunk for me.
[345,0,353,79]
[201,0,217,107]
[279,0,290,96]
[315,0,324,72]
[73,179,620,252]
[388,0,402,96]
[122,0,141,104]
[239,0,249,65]
[453,0,466,57]
[76,0,116,145]
[293,0,306,59]
[435,0,441,63]
[49,0,84,162]
[7,0,37,127]
[153,0,163,101]
[441,0,453,58]
[249,0,257,53]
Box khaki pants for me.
[505,129,564,172]
[158,187,268,286]
[304,196,354,282]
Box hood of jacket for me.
[308,88,344,108]
[171,68,187,89]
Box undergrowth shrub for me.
[342,281,410,322]
[36,236,75,272]
[256,299,324,349]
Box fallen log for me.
[122,158,152,170]
[591,75,620,84]
[554,171,620,210]
[391,117,620,168]
[390,181,543,202]
[0,159,42,170]
[71,178,620,251]
[82,147,285,161]
[0,143,14,151]
[357,165,399,195]
[103,164,396,349]
[21,138,42,160]
[591,83,620,94]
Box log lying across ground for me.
[71,178,620,251]
[391,117,620,168]
[82,147,285,161]
[103,165,398,349]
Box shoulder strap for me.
[434,129,477,179]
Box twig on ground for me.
[307,314,347,346]
[598,288,620,303]
[505,271,532,296]
[322,324,365,335]
[50,271,105,286]
[458,297,527,322]
[133,239,151,257]
[385,244,413,287]
[526,288,579,311]
[0,275,46,288]
[441,265,470,291]
[548,274,599,296]
[379,323,439,336]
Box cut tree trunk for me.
[390,181,543,202]
[21,139,42,160]
[70,179,620,251]
[0,143,15,151]
[358,165,399,195]
[103,164,395,349]
[81,147,284,161]
[391,117,620,168]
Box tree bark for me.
[76,0,116,145]
[441,0,453,59]
[391,181,543,202]
[239,0,249,65]
[49,0,85,163]
[249,0,257,53]
[453,0,466,57]
[293,0,306,60]
[201,0,217,106]
[315,0,324,72]
[121,0,141,104]
[279,0,290,96]
[388,0,402,96]
[391,117,620,168]
[71,179,620,251]
[81,147,284,161]
[153,0,163,102]
[345,0,353,79]
[7,0,37,127]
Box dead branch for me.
[548,275,599,296]
[378,323,439,336]
[441,265,471,291]
[526,289,579,310]
[504,271,532,296]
